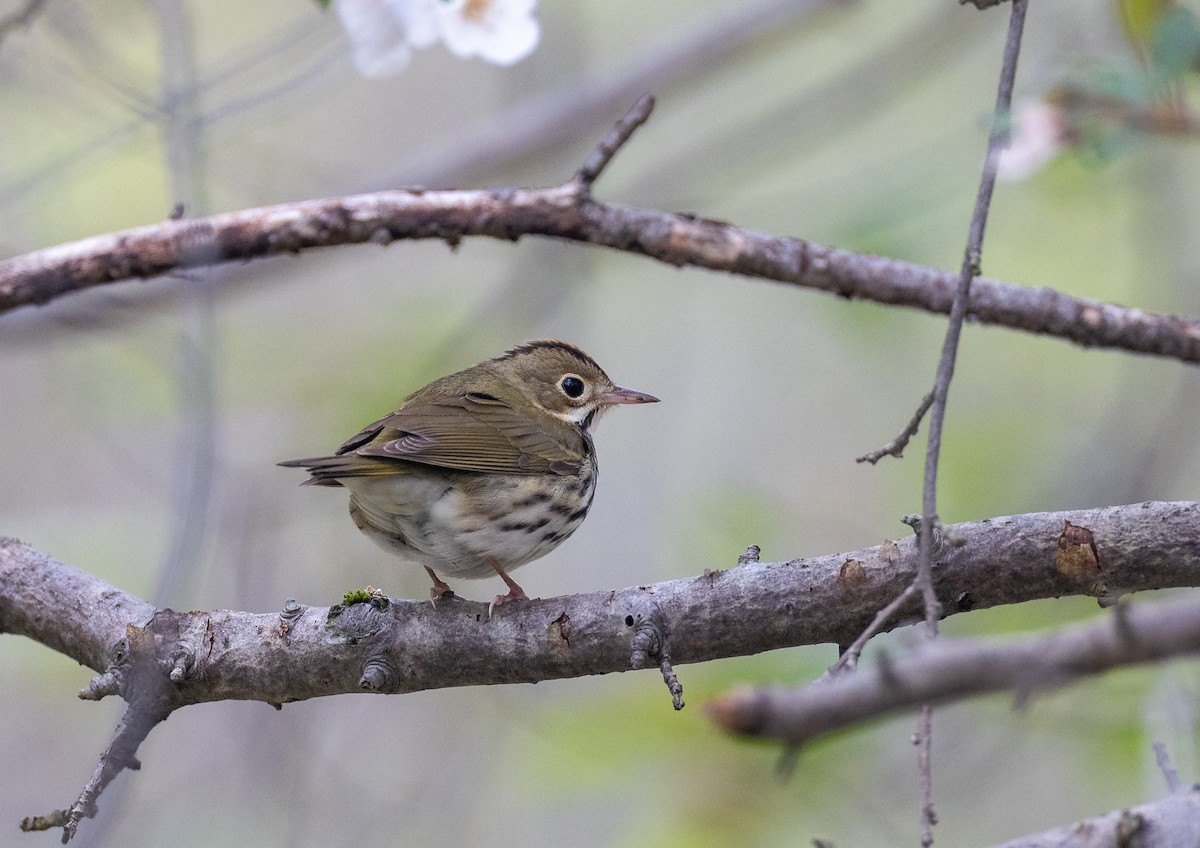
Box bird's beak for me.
[599,385,660,405]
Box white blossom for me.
[432,0,540,66]
[998,99,1067,181]
[334,0,431,78]
[335,0,539,77]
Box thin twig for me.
[21,615,177,843]
[916,703,937,841]
[821,583,919,678]
[919,0,1028,639]
[389,0,838,189]
[857,391,934,464]
[914,2,1029,843]
[0,0,45,46]
[573,95,655,190]
[152,0,219,610]
[1153,741,1183,794]
[60,703,160,842]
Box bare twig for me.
[912,2,1028,842]
[822,583,918,678]
[0,0,45,47]
[390,0,840,189]
[1153,741,1184,795]
[21,609,181,843]
[29,702,163,842]
[917,0,1028,638]
[857,391,934,464]
[916,703,937,839]
[628,598,686,710]
[573,94,655,190]
[153,0,219,611]
[706,595,1200,745]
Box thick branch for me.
[1,188,1198,363]
[991,789,1200,848]
[3,502,1199,706]
[0,538,156,671]
[6,502,1199,841]
[706,593,1200,744]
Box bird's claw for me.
[487,586,529,619]
[429,583,456,609]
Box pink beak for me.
[599,385,660,405]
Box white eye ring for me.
[560,374,585,399]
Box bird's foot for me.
[428,578,456,608]
[487,585,529,618]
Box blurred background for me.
[2,0,1199,845]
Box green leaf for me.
[1152,6,1200,79]
[1119,0,1173,54]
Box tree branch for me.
[1153,741,1183,795]
[572,94,655,190]
[990,789,1200,848]
[5,502,1200,839]
[0,538,157,671]
[0,0,45,47]
[706,593,1200,744]
[4,502,1199,704]
[1,106,1198,364]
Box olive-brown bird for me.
[280,340,658,608]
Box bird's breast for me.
[344,459,598,579]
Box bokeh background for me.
[3,0,1200,845]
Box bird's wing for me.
[350,392,582,476]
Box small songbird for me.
[280,340,658,608]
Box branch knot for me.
[626,599,685,710]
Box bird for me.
[280,340,658,609]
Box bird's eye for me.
[560,375,585,398]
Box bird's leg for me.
[487,558,529,616]
[425,567,455,606]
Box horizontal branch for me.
[6,501,1199,840]
[706,593,1200,744]
[992,789,1200,848]
[0,540,157,672]
[3,501,1199,708]
[2,174,1199,365]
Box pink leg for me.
[425,567,455,606]
[487,559,528,616]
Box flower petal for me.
[435,0,540,65]
[335,0,413,78]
